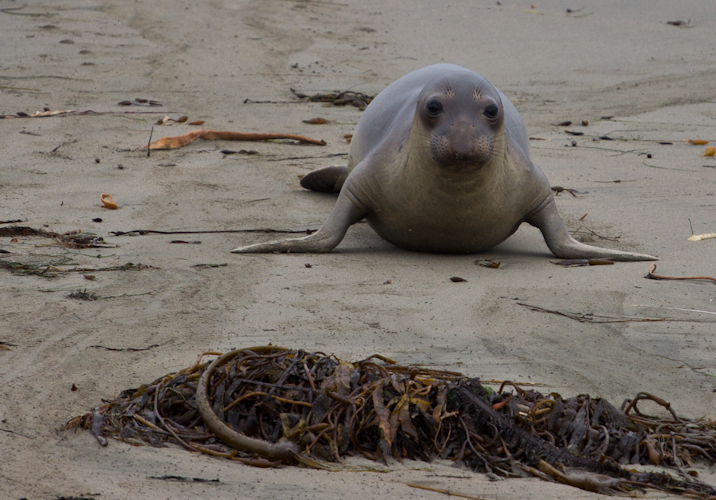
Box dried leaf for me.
[685,139,709,145]
[188,120,205,126]
[702,146,715,157]
[175,116,188,123]
[30,109,73,117]
[555,121,572,126]
[302,117,329,125]
[100,193,118,210]
[565,130,584,136]
[344,134,353,143]
[450,276,467,282]
[687,232,716,241]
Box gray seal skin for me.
[231,64,657,261]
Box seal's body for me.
[232,64,656,261]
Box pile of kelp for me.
[65,347,716,497]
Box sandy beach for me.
[1,0,715,498]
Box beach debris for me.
[302,117,332,125]
[582,120,588,126]
[100,193,118,209]
[109,227,315,237]
[404,482,484,500]
[67,289,98,301]
[31,109,73,117]
[450,276,467,282]
[64,347,716,497]
[516,302,663,323]
[564,130,584,136]
[344,134,353,143]
[554,121,572,126]
[221,149,258,155]
[290,88,374,109]
[145,130,326,150]
[149,475,219,483]
[551,186,583,197]
[189,120,204,125]
[155,115,191,125]
[118,98,162,107]
[0,226,111,249]
[703,147,715,157]
[688,232,716,242]
[476,260,501,269]
[666,20,694,27]
[552,259,614,267]
[646,263,716,284]
[1,261,152,278]
[685,139,709,145]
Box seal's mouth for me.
[430,134,493,170]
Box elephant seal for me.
[231,64,656,261]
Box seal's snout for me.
[430,121,494,168]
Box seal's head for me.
[416,73,504,171]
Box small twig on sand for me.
[516,302,665,323]
[147,126,154,157]
[109,228,316,236]
[89,343,164,352]
[646,264,716,284]
[145,130,326,150]
[573,224,620,242]
[404,482,486,500]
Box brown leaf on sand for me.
[344,134,353,143]
[703,146,715,157]
[685,139,709,145]
[302,117,331,125]
[188,120,205,126]
[145,130,326,150]
[100,193,118,209]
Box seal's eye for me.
[426,100,443,116]
[484,104,499,119]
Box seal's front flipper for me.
[300,166,349,193]
[528,198,658,261]
[231,191,368,253]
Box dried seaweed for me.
[289,89,374,109]
[65,347,716,497]
[1,260,153,278]
[0,226,112,248]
